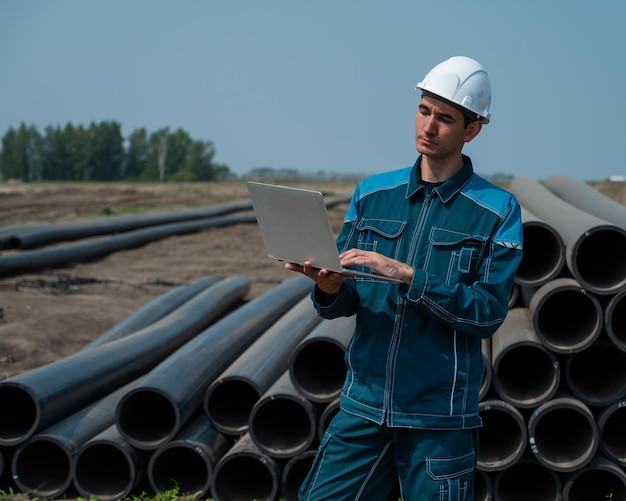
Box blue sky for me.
[1,1,624,181]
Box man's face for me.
[414,95,481,161]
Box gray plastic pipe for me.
[565,340,626,407]
[0,275,250,446]
[596,399,626,467]
[479,338,492,401]
[562,456,626,501]
[509,176,626,295]
[477,399,527,472]
[493,457,562,501]
[10,377,140,498]
[318,398,340,441]
[527,395,599,473]
[81,274,223,350]
[249,370,319,459]
[544,173,626,230]
[115,275,313,450]
[204,297,323,435]
[605,289,626,352]
[475,469,493,501]
[527,277,603,354]
[515,207,566,288]
[147,413,232,497]
[491,307,560,408]
[210,432,282,501]
[281,449,316,501]
[289,315,355,403]
[72,424,147,501]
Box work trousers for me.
[299,409,478,501]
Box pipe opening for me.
[478,404,526,471]
[534,289,601,353]
[598,406,626,466]
[494,461,561,501]
[565,467,626,500]
[291,340,346,402]
[566,343,626,406]
[493,346,559,408]
[282,451,315,501]
[74,443,134,500]
[606,290,626,351]
[251,398,315,457]
[213,455,276,500]
[530,406,598,471]
[149,445,210,494]
[13,439,71,496]
[0,385,38,445]
[572,228,626,294]
[516,224,564,286]
[117,390,177,448]
[206,380,260,434]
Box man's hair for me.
[421,91,481,128]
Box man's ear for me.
[464,121,482,143]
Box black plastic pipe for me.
[515,207,566,288]
[477,399,527,472]
[249,370,319,459]
[0,200,254,250]
[115,275,313,450]
[318,398,340,441]
[289,315,355,403]
[210,432,282,501]
[527,277,603,354]
[10,378,140,498]
[72,424,147,501]
[562,456,626,501]
[147,412,232,497]
[527,395,599,473]
[493,457,562,501]
[565,340,626,407]
[0,214,257,277]
[0,275,250,446]
[545,173,626,230]
[491,307,560,408]
[81,275,223,351]
[596,399,626,467]
[605,289,626,352]
[281,449,316,501]
[510,176,626,295]
[204,297,322,436]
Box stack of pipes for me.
[0,174,625,500]
[478,173,626,501]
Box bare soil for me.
[0,180,355,379]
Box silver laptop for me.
[247,181,402,283]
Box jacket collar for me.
[407,154,474,203]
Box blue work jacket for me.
[312,155,523,429]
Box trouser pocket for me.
[426,450,475,501]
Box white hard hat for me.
[416,56,492,124]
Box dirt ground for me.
[0,180,355,380]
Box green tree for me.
[125,127,149,179]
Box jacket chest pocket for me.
[355,218,406,261]
[427,227,488,285]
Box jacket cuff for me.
[403,268,427,303]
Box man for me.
[287,56,523,500]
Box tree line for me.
[0,121,233,182]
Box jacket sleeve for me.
[403,200,523,338]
